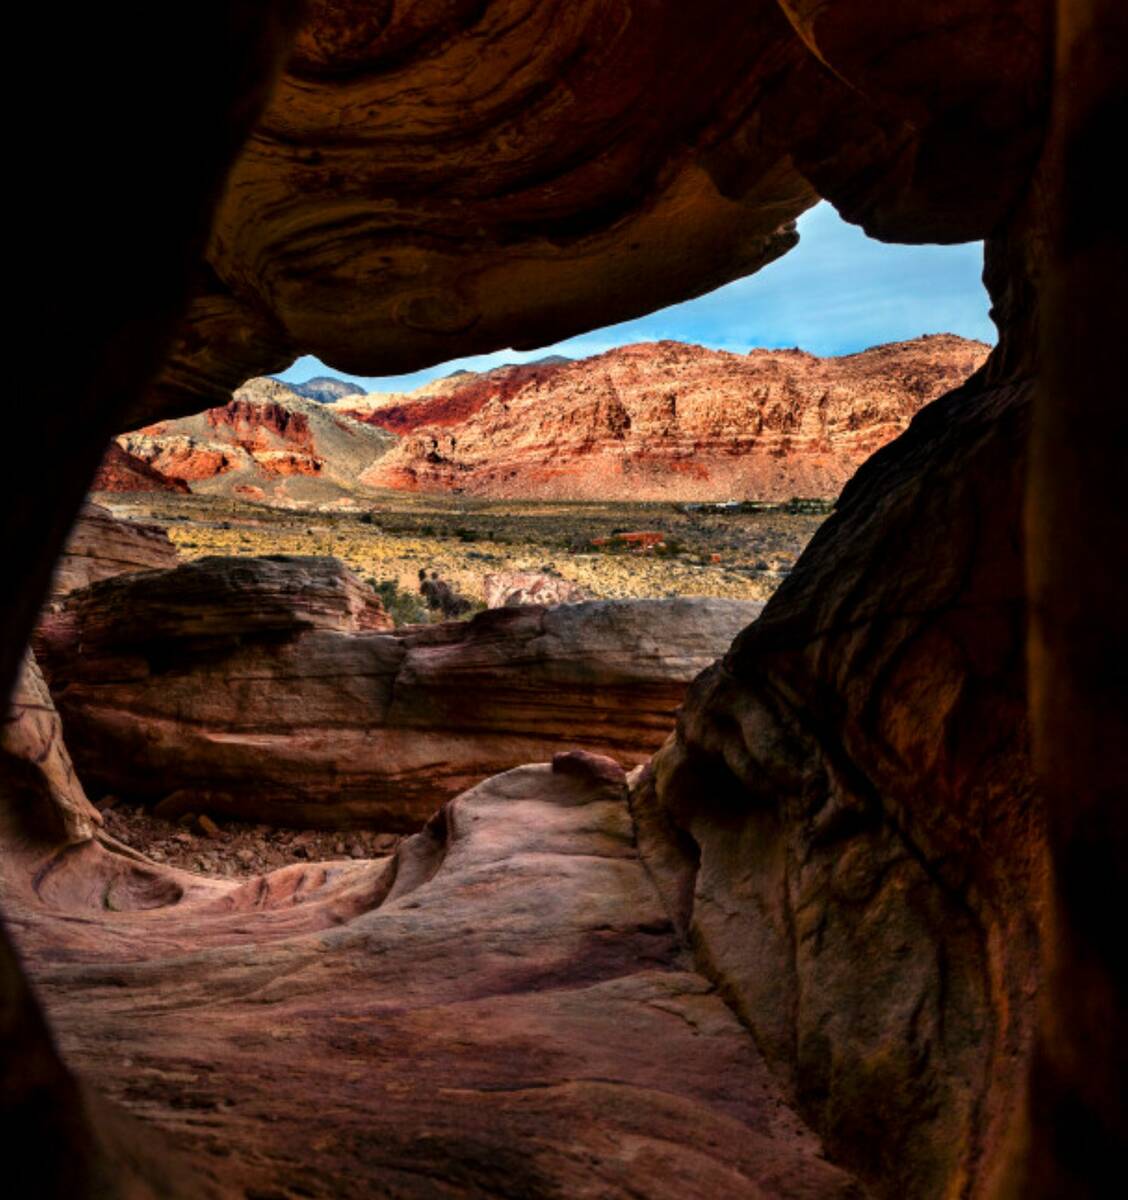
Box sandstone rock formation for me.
[48,503,179,600]
[1,653,100,844]
[91,441,190,494]
[484,570,590,608]
[0,753,865,1198]
[119,377,394,504]
[6,3,1123,1199]
[633,373,1040,1197]
[36,557,759,827]
[357,336,988,500]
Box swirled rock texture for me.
[358,335,988,500]
[0,754,865,1199]
[1,653,100,844]
[48,503,179,600]
[632,370,1042,1198]
[137,0,1048,421]
[36,561,759,827]
[6,2,1123,1198]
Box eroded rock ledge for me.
[35,555,760,828]
[141,0,1050,419]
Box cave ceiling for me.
[138,0,1052,425]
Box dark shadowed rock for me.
[633,373,1041,1198]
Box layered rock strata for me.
[0,753,865,1198]
[48,502,179,600]
[358,336,990,501]
[120,377,394,504]
[91,441,190,494]
[36,558,759,828]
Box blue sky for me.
[276,202,994,392]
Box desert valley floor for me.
[107,489,826,609]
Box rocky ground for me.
[97,799,401,878]
[96,489,825,610]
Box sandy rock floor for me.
[5,754,863,1198]
[97,801,402,878]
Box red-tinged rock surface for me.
[36,557,759,827]
[359,336,989,501]
[0,754,865,1199]
[91,440,190,494]
[48,502,179,600]
[7,4,1123,1198]
[632,373,1043,1198]
[341,359,572,433]
[120,377,394,504]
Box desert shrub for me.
[370,578,429,626]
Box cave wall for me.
[633,343,1042,1199]
[3,2,1125,1197]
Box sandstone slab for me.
[1,755,864,1199]
[37,565,759,828]
[48,502,179,600]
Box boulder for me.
[48,502,179,600]
[37,560,758,827]
[483,570,589,608]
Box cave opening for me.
[4,3,1124,1199]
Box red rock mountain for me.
[354,335,989,501]
[116,378,394,505]
[92,441,190,494]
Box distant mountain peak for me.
[283,376,366,404]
